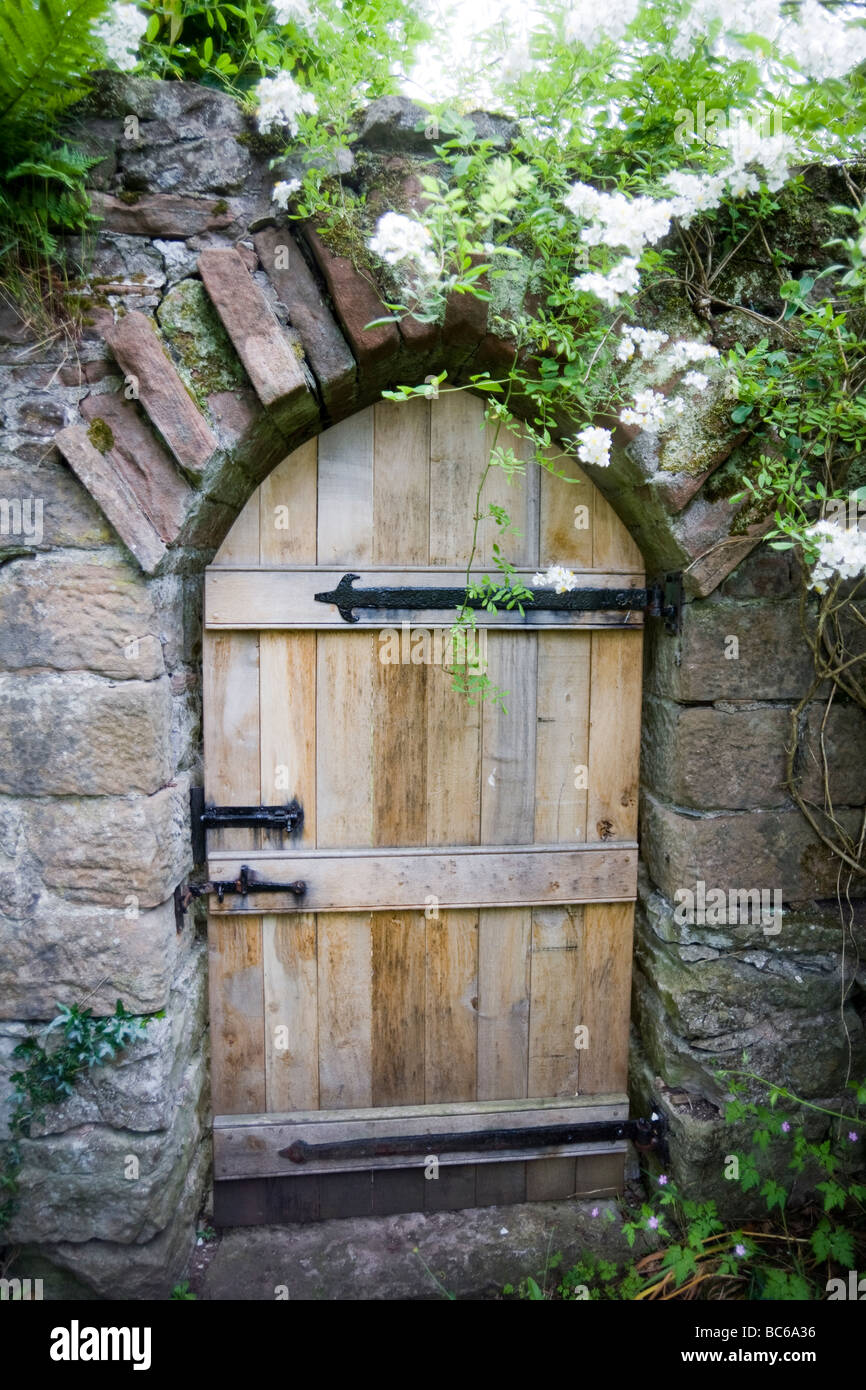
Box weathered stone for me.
[80,389,192,541]
[70,232,166,295]
[10,946,206,1136]
[0,553,164,679]
[354,96,438,152]
[640,790,865,903]
[103,311,218,473]
[0,672,173,796]
[304,225,400,373]
[0,893,182,1019]
[721,544,801,599]
[53,425,168,573]
[641,696,792,809]
[197,248,317,435]
[29,777,190,906]
[7,1055,207,1244]
[153,238,199,286]
[14,1137,210,1299]
[156,277,248,400]
[253,228,356,413]
[645,595,818,701]
[91,191,246,238]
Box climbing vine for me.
[0,1000,157,1231]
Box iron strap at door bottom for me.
[279,1113,667,1165]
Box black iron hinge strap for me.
[280,1114,666,1164]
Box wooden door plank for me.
[534,631,591,844]
[317,408,374,565]
[373,398,430,565]
[477,908,531,1101]
[259,632,316,845]
[209,917,265,1114]
[425,911,478,1102]
[525,905,583,1200]
[475,1161,527,1206]
[577,902,634,1094]
[373,655,427,848]
[203,630,260,853]
[317,913,373,1108]
[371,911,426,1106]
[429,391,490,567]
[587,630,643,842]
[426,662,481,848]
[207,843,638,913]
[481,632,537,844]
[315,630,374,848]
[480,414,538,567]
[259,439,318,564]
[539,453,595,570]
[213,499,261,566]
[592,488,644,571]
[264,914,319,1112]
[205,567,646,629]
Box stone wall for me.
[0,74,864,1296]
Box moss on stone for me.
[117,190,142,206]
[87,417,114,453]
[211,199,229,216]
[156,278,247,405]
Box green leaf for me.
[731,405,753,423]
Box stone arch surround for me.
[1,75,864,1297]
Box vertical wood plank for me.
[263,914,319,1111]
[317,408,374,565]
[209,917,265,1114]
[429,391,488,567]
[373,655,427,848]
[525,905,583,1200]
[534,631,591,844]
[259,439,318,564]
[315,630,374,848]
[587,631,643,842]
[481,632,537,844]
[480,415,538,567]
[373,397,430,564]
[592,488,644,571]
[203,630,260,853]
[425,911,478,1103]
[213,499,261,565]
[317,913,373,1108]
[259,632,316,844]
[426,664,481,847]
[578,902,634,1093]
[476,908,531,1101]
[371,911,426,1106]
[538,452,594,570]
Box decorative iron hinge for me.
[181,863,306,907]
[315,571,683,632]
[190,786,303,863]
[280,1110,667,1165]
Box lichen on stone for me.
[156,278,248,403]
[87,417,114,453]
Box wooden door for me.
[203,394,644,1224]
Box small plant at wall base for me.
[501,1069,866,1300]
[0,1000,158,1232]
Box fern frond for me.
[0,0,112,132]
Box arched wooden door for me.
[203,393,644,1224]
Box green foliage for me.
[0,0,110,318]
[0,1000,158,1232]
[170,1280,198,1299]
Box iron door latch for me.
[181,863,306,907]
[190,785,303,864]
[315,571,683,633]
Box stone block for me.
[79,390,192,542]
[0,673,173,796]
[640,790,865,903]
[0,452,114,549]
[0,892,183,1019]
[29,777,191,907]
[0,554,165,678]
[90,191,246,238]
[54,425,167,573]
[303,225,400,374]
[645,595,817,701]
[641,696,791,809]
[253,228,356,414]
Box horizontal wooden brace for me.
[206,842,638,913]
[205,567,646,630]
[214,1094,630,1178]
